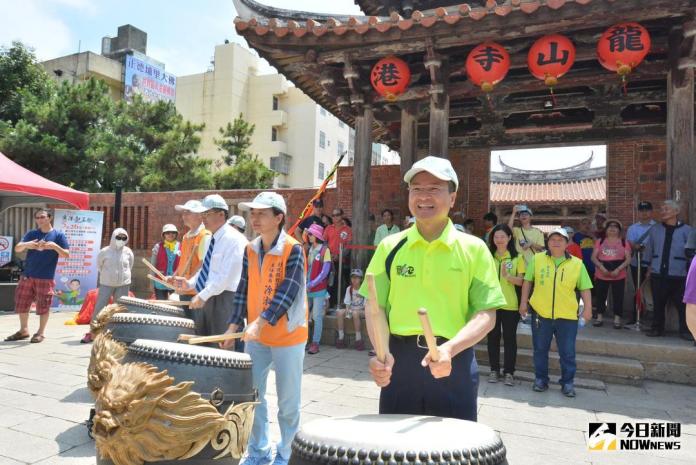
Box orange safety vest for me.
[175,227,211,295]
[246,235,308,347]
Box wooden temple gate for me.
[233,0,696,270]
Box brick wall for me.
[88,136,669,252]
[607,138,667,228]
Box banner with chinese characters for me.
[0,236,13,267]
[123,54,176,103]
[51,209,104,311]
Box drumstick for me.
[150,300,190,306]
[141,258,167,281]
[177,334,195,341]
[147,274,175,290]
[185,332,245,345]
[365,273,390,363]
[417,308,440,362]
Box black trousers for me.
[628,265,649,323]
[650,276,687,333]
[380,335,478,422]
[487,310,520,375]
[594,278,625,317]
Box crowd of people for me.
[5,154,696,465]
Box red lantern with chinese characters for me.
[597,22,651,77]
[527,34,576,87]
[371,56,411,101]
[465,42,510,93]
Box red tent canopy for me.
[0,152,89,211]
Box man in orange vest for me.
[221,192,307,465]
[173,200,211,323]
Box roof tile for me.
[490,178,606,204]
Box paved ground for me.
[0,312,694,465]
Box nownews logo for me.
[586,422,681,451]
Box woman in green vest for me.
[486,224,526,386]
[519,227,593,398]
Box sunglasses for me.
[115,235,127,240]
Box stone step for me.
[514,322,696,384]
[476,364,606,391]
[474,345,644,386]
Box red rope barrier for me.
[345,244,377,251]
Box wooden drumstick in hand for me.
[141,258,167,281]
[365,273,390,363]
[417,308,440,362]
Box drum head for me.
[109,312,195,329]
[292,415,505,465]
[128,339,252,368]
[117,296,185,317]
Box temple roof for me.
[490,177,606,204]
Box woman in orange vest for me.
[221,192,307,465]
[173,200,211,321]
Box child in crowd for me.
[335,269,366,351]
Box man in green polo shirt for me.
[360,156,506,422]
[519,227,592,398]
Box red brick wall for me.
[607,138,667,228]
[335,165,406,226]
[453,147,491,234]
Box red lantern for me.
[527,34,576,87]
[465,42,510,93]
[371,56,411,101]
[597,22,651,77]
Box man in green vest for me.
[519,227,592,398]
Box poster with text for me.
[51,209,104,311]
[0,236,13,267]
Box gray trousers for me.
[92,284,130,324]
[193,290,235,337]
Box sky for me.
[1,1,605,170]
[0,0,362,77]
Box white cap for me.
[239,192,287,214]
[548,227,569,241]
[517,205,533,216]
[228,215,246,230]
[403,156,459,191]
[174,200,203,212]
[162,224,178,234]
[190,194,229,213]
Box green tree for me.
[214,154,276,190]
[0,77,213,192]
[215,113,255,166]
[0,41,54,124]
[213,113,276,189]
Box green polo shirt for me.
[359,220,506,340]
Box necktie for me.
[195,236,215,292]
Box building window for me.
[271,152,292,175]
[272,127,278,141]
[318,162,325,179]
[339,121,345,129]
[272,96,279,110]
[319,131,326,148]
[320,107,327,116]
[337,141,345,156]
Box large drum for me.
[105,313,195,345]
[94,339,257,465]
[290,415,507,465]
[117,296,186,318]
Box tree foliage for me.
[0,42,54,124]
[0,44,213,192]
[214,113,275,189]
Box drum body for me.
[105,313,195,345]
[94,339,257,465]
[290,415,507,465]
[117,296,186,318]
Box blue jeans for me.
[531,313,577,387]
[310,296,326,344]
[245,341,305,460]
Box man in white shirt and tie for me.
[172,194,248,336]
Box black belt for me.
[390,334,449,349]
